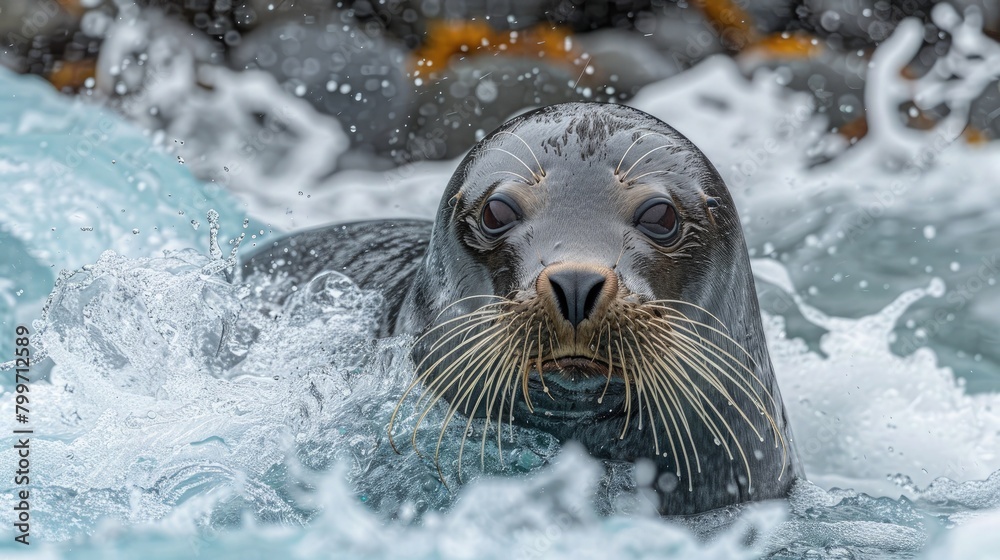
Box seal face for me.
[243,102,803,515]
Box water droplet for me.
[475,80,498,103]
[132,228,140,235]
[657,472,679,492]
[819,10,841,31]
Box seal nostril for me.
[547,268,608,328]
[582,278,604,322]
[550,281,571,325]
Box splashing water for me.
[1,216,998,559]
[0,68,253,361]
[2,7,1000,560]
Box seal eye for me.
[634,198,680,243]
[480,194,521,236]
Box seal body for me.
[243,102,803,515]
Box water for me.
[0,69,254,361]
[2,8,1000,560]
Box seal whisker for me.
[635,366,661,455]
[533,321,556,402]
[454,333,519,480]
[645,364,697,486]
[475,322,528,465]
[647,325,739,462]
[417,305,513,356]
[638,308,763,398]
[615,132,663,176]
[417,306,507,342]
[494,130,545,179]
[670,362,755,490]
[628,344,660,462]
[485,147,541,183]
[389,314,505,454]
[505,322,534,425]
[482,337,523,468]
[412,315,510,384]
[433,295,507,321]
[417,324,509,413]
[631,338,666,457]
[490,170,532,184]
[415,307,508,348]
[406,321,508,455]
[645,310,769,395]
[652,317,775,413]
[663,329,776,475]
[635,331,704,472]
[661,329,769,439]
[643,327,754,489]
[643,329,741,472]
[645,299,731,333]
[657,350,727,475]
[597,321,615,404]
[613,244,625,271]
[618,328,636,428]
[515,337,537,416]
[621,145,674,183]
[626,169,682,185]
[421,326,508,472]
[632,330,695,483]
[613,336,634,439]
[661,315,755,371]
[497,334,532,453]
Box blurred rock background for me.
[5,0,1000,180]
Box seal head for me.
[393,102,802,514]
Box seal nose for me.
[547,268,607,328]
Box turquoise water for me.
[2,20,1000,560]
[0,69,258,361]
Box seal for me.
[242,102,803,515]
